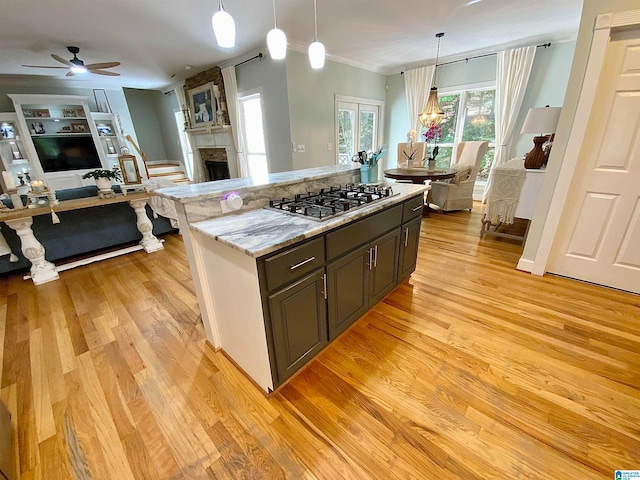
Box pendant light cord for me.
[313,0,318,42]
[272,0,278,27]
[433,32,444,87]
[219,0,224,11]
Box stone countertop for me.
[155,164,359,204]
[190,183,428,258]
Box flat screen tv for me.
[32,136,102,173]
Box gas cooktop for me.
[266,183,396,221]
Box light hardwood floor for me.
[1,204,639,479]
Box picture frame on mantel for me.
[188,82,217,128]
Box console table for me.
[0,191,164,284]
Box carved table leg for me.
[4,217,59,285]
[128,199,164,253]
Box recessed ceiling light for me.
[184,65,192,70]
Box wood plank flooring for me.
[1,204,639,479]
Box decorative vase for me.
[427,159,436,172]
[95,177,113,194]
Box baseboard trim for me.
[516,257,535,273]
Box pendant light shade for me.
[309,0,325,69]
[212,0,235,48]
[267,0,287,59]
[419,33,445,128]
[309,41,325,69]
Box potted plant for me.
[82,167,122,195]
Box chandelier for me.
[419,32,445,128]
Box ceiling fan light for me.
[308,41,325,69]
[212,8,235,48]
[267,28,287,60]
[70,65,87,74]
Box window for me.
[174,111,193,180]
[238,91,268,179]
[336,96,383,166]
[422,86,495,179]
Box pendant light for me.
[308,0,325,69]
[419,32,445,128]
[267,0,287,59]
[212,0,235,48]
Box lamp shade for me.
[309,41,325,69]
[521,106,561,135]
[267,28,287,59]
[212,9,235,48]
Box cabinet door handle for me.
[290,256,315,270]
[404,227,409,247]
[373,245,378,268]
[411,204,423,212]
[321,273,327,300]
[367,248,373,271]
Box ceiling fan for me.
[22,46,121,77]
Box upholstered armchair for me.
[396,142,427,168]
[428,141,489,212]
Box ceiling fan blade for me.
[22,64,68,69]
[86,61,120,70]
[66,71,76,77]
[51,53,73,66]
[91,69,120,76]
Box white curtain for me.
[221,66,250,178]
[404,65,435,136]
[483,45,536,202]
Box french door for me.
[336,96,383,166]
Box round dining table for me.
[383,167,456,184]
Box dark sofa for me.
[0,185,177,275]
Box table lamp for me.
[521,106,561,169]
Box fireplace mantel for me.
[186,125,238,179]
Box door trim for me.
[530,8,640,276]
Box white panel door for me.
[548,29,640,294]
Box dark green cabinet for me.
[368,228,400,306]
[326,246,369,340]
[261,194,424,386]
[398,217,422,281]
[268,269,328,382]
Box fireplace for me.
[199,147,230,181]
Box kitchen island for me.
[156,165,428,393]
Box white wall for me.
[236,52,293,174]
[285,51,387,170]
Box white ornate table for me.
[0,191,164,285]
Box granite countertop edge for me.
[190,184,428,258]
[155,165,360,203]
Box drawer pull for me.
[411,205,423,212]
[289,256,316,270]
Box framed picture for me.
[0,122,16,139]
[9,141,23,160]
[34,109,50,118]
[75,107,86,118]
[97,124,113,136]
[22,109,34,118]
[31,122,45,134]
[71,123,87,133]
[105,138,117,155]
[61,108,76,118]
[118,154,141,184]
[188,82,216,128]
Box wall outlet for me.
[327,143,333,151]
[297,144,306,153]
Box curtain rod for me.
[235,52,263,67]
[400,43,551,75]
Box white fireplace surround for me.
[187,126,238,181]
